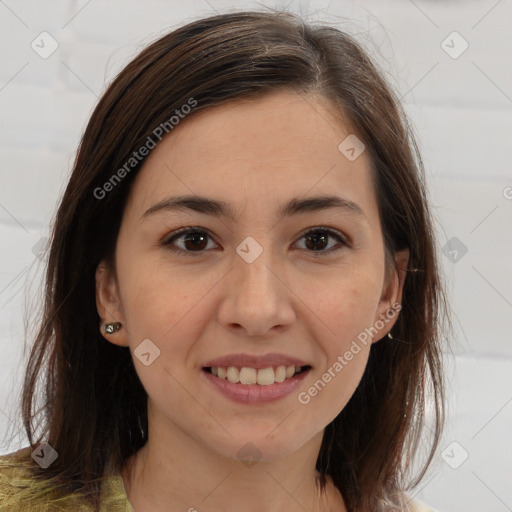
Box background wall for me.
[1,1,511,511]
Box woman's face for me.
[96,90,407,463]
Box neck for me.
[121,411,346,512]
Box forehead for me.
[158,91,353,167]
[126,90,379,225]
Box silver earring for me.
[104,322,122,334]
[387,331,393,339]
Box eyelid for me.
[161,225,208,243]
[295,225,350,246]
[161,225,350,255]
[161,226,217,250]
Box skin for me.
[96,90,408,512]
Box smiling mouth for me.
[203,365,311,385]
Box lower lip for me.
[202,368,311,404]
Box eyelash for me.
[161,226,349,257]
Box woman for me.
[0,10,447,512]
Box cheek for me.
[118,256,197,333]
[115,261,213,420]
[294,267,381,418]
[297,282,376,424]
[302,262,383,345]
[298,347,370,425]
[117,258,220,371]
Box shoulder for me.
[0,447,133,512]
[0,447,37,505]
[0,446,48,511]
[0,447,91,511]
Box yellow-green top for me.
[0,447,435,511]
[0,447,133,512]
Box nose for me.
[216,242,296,337]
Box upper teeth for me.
[211,365,300,385]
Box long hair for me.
[9,10,447,511]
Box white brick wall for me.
[1,1,511,510]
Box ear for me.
[95,260,129,347]
[372,248,410,343]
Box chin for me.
[207,427,315,465]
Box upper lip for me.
[203,353,311,370]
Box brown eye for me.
[162,226,348,257]
[295,228,348,255]
[181,231,209,251]
[304,231,329,251]
[163,228,218,254]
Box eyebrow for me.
[140,194,366,222]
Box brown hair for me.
[14,9,447,511]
